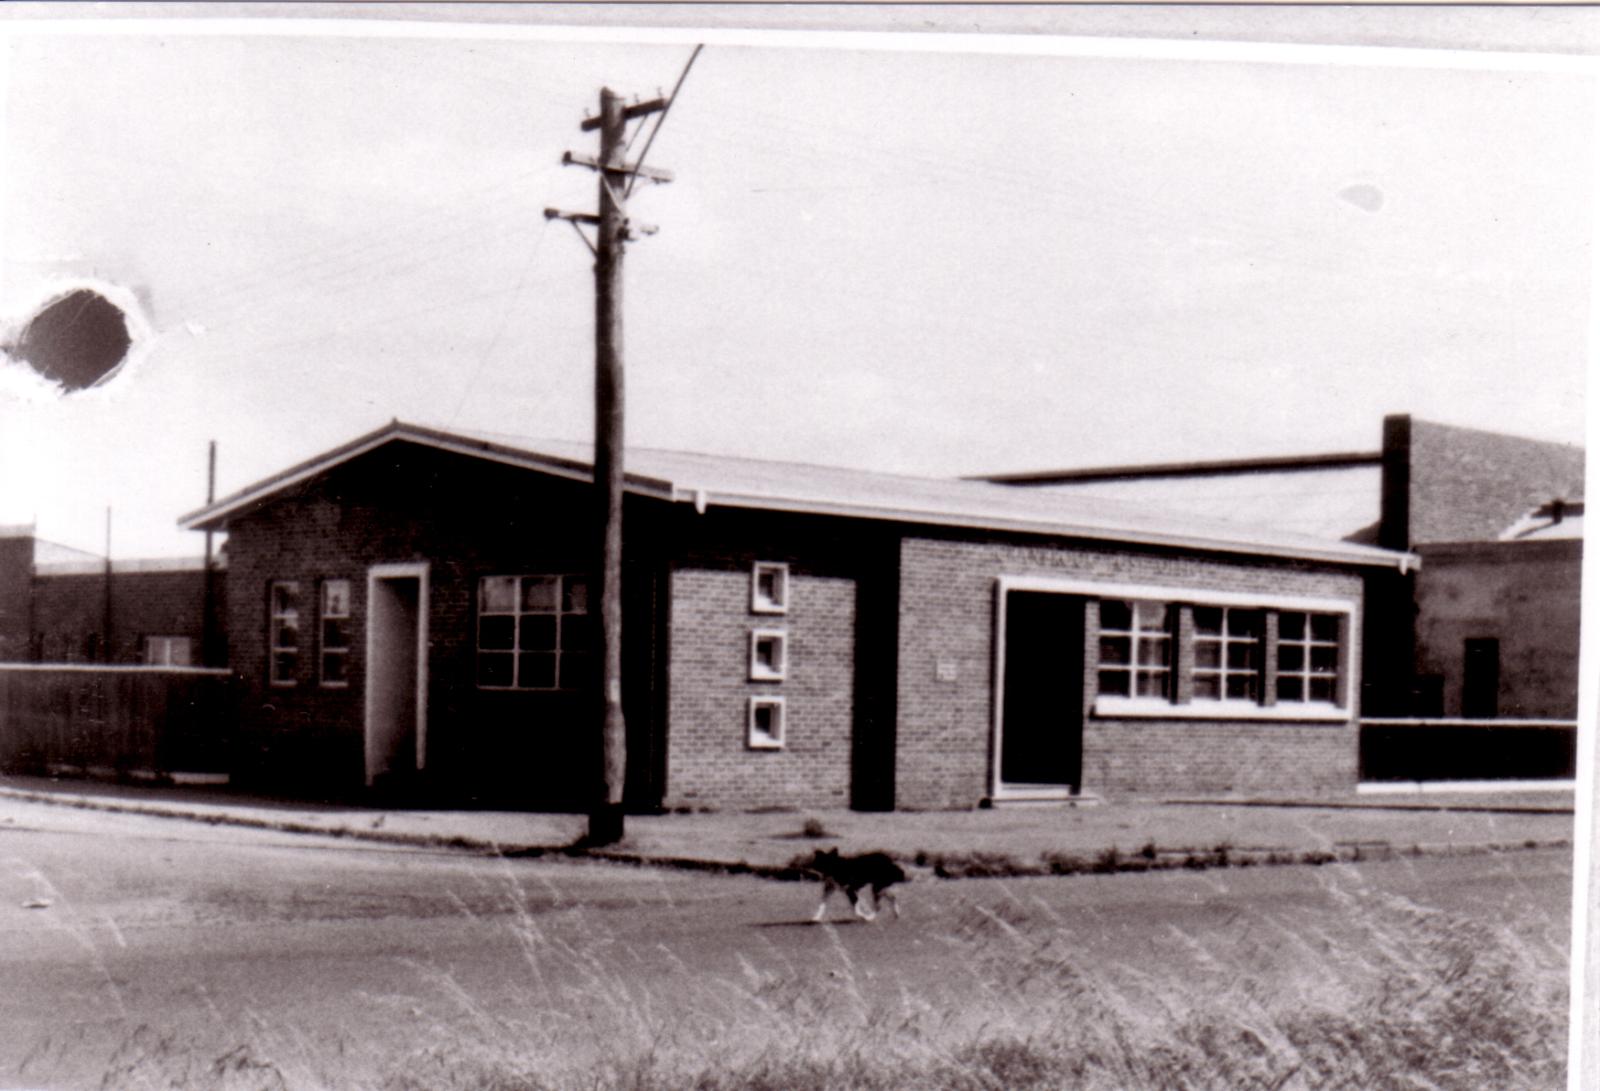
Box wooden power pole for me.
[547,84,676,846]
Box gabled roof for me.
[179,420,1416,570]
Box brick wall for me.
[0,536,33,659]
[1414,539,1581,719]
[895,534,1364,808]
[30,566,211,664]
[664,562,856,811]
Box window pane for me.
[272,652,297,681]
[1310,614,1340,642]
[322,653,348,685]
[1098,670,1130,696]
[563,576,589,615]
[560,613,592,651]
[1279,644,1304,671]
[322,618,350,651]
[1310,646,1338,672]
[1099,636,1131,665]
[478,652,513,687]
[1227,610,1263,637]
[1226,642,1257,670]
[1279,612,1306,640]
[518,652,556,689]
[558,651,591,690]
[1134,601,1168,629]
[1099,600,1131,631]
[1135,672,1169,699]
[1193,606,1222,634]
[272,582,298,614]
[519,614,557,651]
[1193,675,1221,700]
[1309,677,1337,703]
[752,702,779,739]
[273,620,299,649]
[322,579,350,618]
[480,577,517,614]
[522,577,559,612]
[479,615,514,651]
[1137,639,1169,667]
[1226,675,1257,700]
[1277,677,1304,702]
[755,636,781,671]
[1195,641,1221,669]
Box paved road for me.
[0,799,1572,1090]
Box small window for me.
[1097,600,1171,699]
[751,562,789,614]
[477,574,591,690]
[750,629,788,682]
[1193,606,1263,702]
[269,581,300,686]
[748,696,785,749]
[320,579,352,687]
[144,636,193,667]
[1276,611,1340,705]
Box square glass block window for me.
[750,629,788,681]
[751,562,789,614]
[748,696,785,749]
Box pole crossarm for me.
[580,96,668,131]
[562,150,674,184]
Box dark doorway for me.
[999,591,1086,791]
[1462,637,1500,719]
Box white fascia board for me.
[683,489,1415,571]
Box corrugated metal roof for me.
[179,421,1415,570]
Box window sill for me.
[1093,697,1349,723]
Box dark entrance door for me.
[1462,637,1500,719]
[999,591,1085,791]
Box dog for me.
[806,848,906,922]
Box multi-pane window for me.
[1277,612,1340,704]
[1193,606,1264,702]
[320,579,352,686]
[477,575,591,691]
[1097,600,1172,699]
[269,581,300,686]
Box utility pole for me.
[202,440,219,668]
[547,84,676,846]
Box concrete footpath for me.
[0,775,1575,879]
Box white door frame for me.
[364,562,430,785]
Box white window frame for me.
[268,580,300,687]
[476,574,590,692]
[1276,610,1342,707]
[319,578,352,688]
[751,561,789,614]
[1191,605,1265,704]
[992,576,1354,733]
[747,695,786,749]
[749,628,788,682]
[1096,600,1172,700]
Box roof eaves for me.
[687,489,1419,570]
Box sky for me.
[0,10,1594,557]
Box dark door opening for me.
[999,591,1086,792]
[1462,637,1500,720]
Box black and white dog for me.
[806,848,906,922]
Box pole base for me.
[586,802,625,847]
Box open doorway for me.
[365,563,429,787]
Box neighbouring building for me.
[175,420,1413,811]
[0,525,221,666]
[980,415,1584,724]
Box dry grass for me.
[96,864,1567,1091]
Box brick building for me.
[0,526,220,666]
[178,421,1410,811]
[982,415,1585,722]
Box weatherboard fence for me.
[1360,717,1577,784]
[0,665,232,779]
